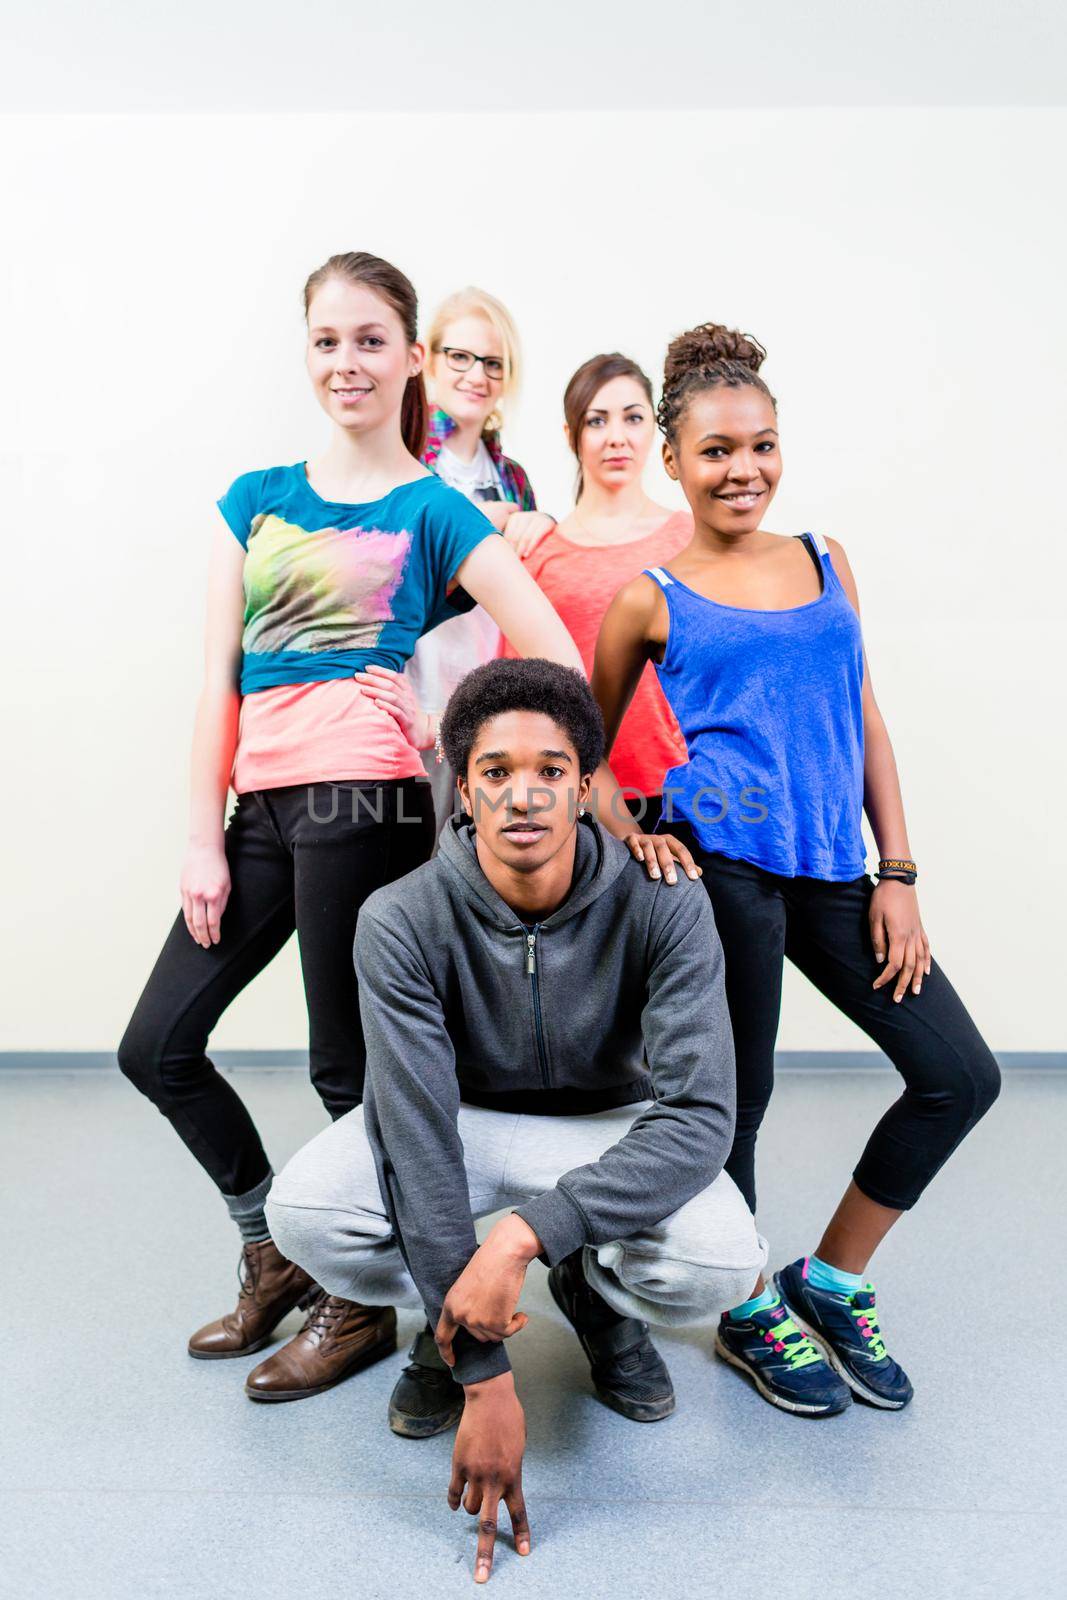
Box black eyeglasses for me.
[439,346,506,381]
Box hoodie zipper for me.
[524,924,551,1089]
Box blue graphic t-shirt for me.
[217,464,496,695]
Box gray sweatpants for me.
[266,1102,767,1327]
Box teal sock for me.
[807,1254,864,1298]
[729,1285,778,1321]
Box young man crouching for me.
[266,659,765,1583]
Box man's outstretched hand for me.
[449,1371,531,1583]
[435,1214,542,1367]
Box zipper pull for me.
[526,931,536,975]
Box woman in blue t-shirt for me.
[117,251,610,1402]
[593,322,1000,1419]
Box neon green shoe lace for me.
[758,1305,825,1370]
[850,1288,888,1361]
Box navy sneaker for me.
[714,1294,852,1417]
[775,1259,914,1410]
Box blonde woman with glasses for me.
[400,288,556,829]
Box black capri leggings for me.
[673,829,1001,1215]
[118,779,434,1198]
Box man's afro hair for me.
[440,657,606,778]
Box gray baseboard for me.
[0,1050,1063,1070]
[774,1051,1066,1070]
[0,1050,312,1070]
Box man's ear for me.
[662,439,679,482]
[456,775,474,818]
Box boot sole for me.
[773,1278,911,1411]
[188,1334,275,1361]
[548,1267,675,1423]
[388,1396,466,1439]
[713,1334,851,1417]
[244,1333,397,1403]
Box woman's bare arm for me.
[827,539,913,861]
[588,577,699,879]
[591,576,661,754]
[452,535,584,669]
[181,522,245,945]
[587,577,661,834]
[828,537,931,996]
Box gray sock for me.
[223,1170,274,1245]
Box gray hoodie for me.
[356,812,736,1385]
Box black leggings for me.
[118,780,434,1197]
[674,831,1001,1215]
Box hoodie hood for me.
[436,812,631,932]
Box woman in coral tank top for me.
[506,353,690,831]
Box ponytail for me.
[401,372,429,459]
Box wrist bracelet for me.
[878,857,917,885]
[433,717,445,767]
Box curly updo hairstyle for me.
[441,658,606,780]
[657,323,776,446]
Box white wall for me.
[7,0,1064,111]
[2,109,1063,1051]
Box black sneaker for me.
[387,1324,466,1438]
[548,1248,675,1422]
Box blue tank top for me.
[645,532,866,880]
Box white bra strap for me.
[807,531,830,558]
[646,566,674,587]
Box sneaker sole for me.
[713,1334,851,1417]
[244,1333,397,1403]
[547,1268,675,1423]
[773,1280,910,1411]
[388,1396,466,1439]
[593,1385,676,1423]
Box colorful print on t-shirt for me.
[217,464,495,696]
[242,517,412,656]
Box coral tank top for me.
[506,512,691,795]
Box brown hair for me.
[658,323,775,446]
[302,251,428,458]
[562,353,655,497]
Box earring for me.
[578,806,585,817]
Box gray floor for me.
[2,1066,1064,1600]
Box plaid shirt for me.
[422,407,537,511]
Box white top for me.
[434,439,503,502]
[405,438,506,715]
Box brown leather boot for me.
[187,1238,314,1360]
[244,1293,397,1402]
